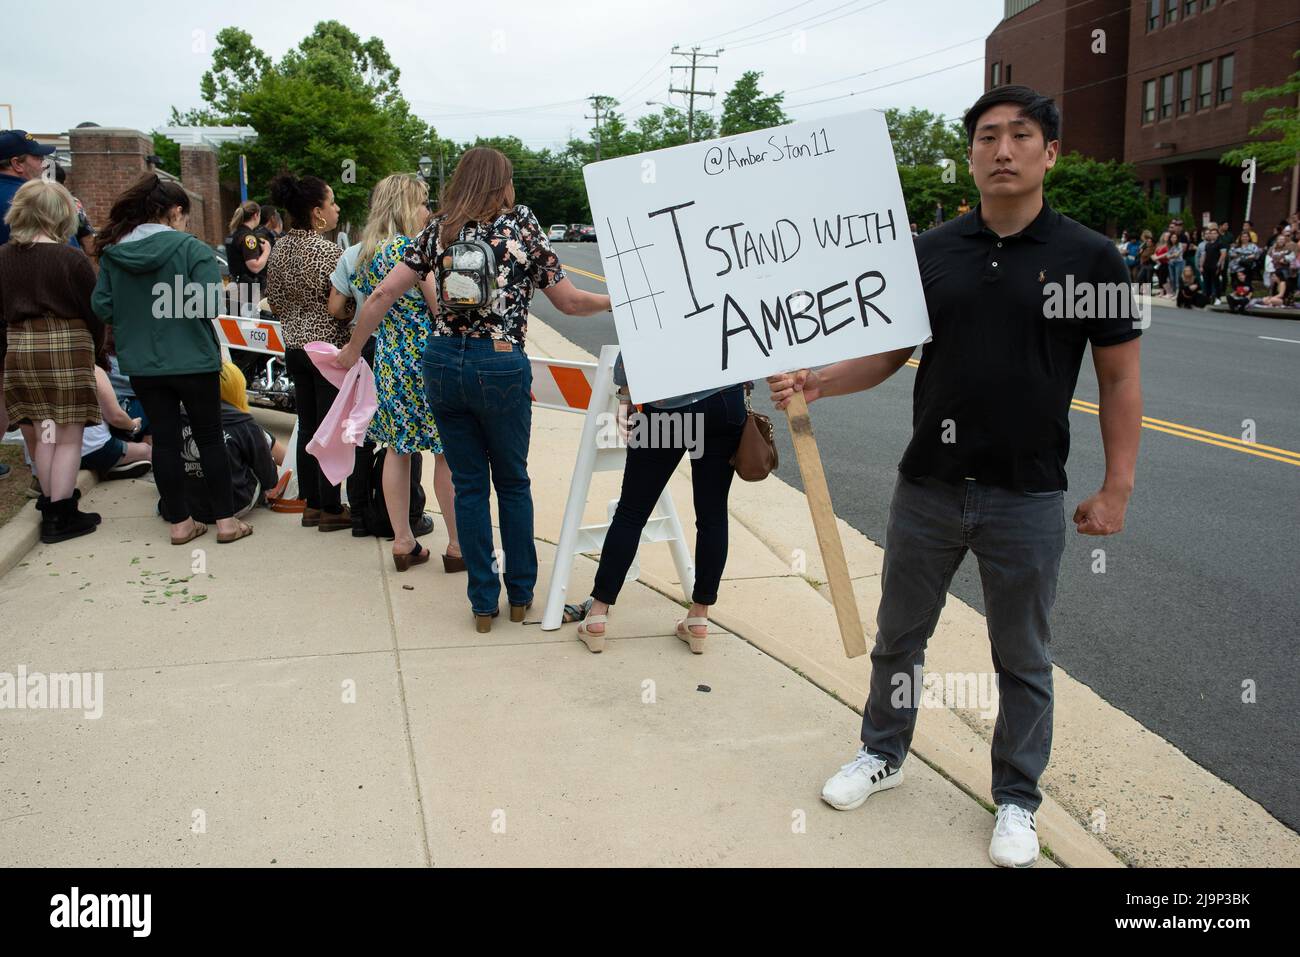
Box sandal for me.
[171,521,207,546]
[574,601,608,655]
[393,542,430,572]
[217,520,254,544]
[562,598,593,623]
[675,617,709,655]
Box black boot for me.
[40,497,98,544]
[35,489,99,525]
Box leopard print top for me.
[265,229,348,350]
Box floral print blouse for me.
[400,204,565,347]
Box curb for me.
[636,567,1125,869]
[0,469,99,579]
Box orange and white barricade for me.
[534,344,694,631]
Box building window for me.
[1160,74,1174,119]
[1218,54,1234,103]
[1005,63,1012,84]
[1184,0,1196,15]
[1198,61,1213,109]
[1203,0,1216,9]
[1179,67,1193,113]
[1165,0,1178,24]
[1143,79,1157,124]
[1147,0,1160,31]
[991,61,1001,87]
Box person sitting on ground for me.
[1225,269,1253,314]
[168,362,286,523]
[82,364,152,480]
[1175,266,1205,309]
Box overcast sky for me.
[2,0,1003,144]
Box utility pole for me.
[585,94,614,162]
[669,46,720,141]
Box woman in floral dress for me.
[350,174,459,571]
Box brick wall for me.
[67,128,222,245]
[66,128,153,234]
[180,144,223,246]
[985,0,1131,162]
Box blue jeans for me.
[862,473,1066,812]
[422,336,537,615]
[1168,258,1184,295]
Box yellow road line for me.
[1071,397,1300,459]
[571,265,1298,466]
[562,263,607,283]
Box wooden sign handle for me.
[783,391,868,659]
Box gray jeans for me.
[861,473,1066,811]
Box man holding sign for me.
[770,87,1143,867]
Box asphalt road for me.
[536,241,1300,832]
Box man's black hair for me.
[963,85,1061,147]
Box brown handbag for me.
[730,383,779,481]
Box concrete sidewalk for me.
[2,318,1293,867]
[0,378,1012,868]
[522,318,1300,868]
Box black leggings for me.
[131,371,235,523]
[285,347,343,512]
[592,386,747,607]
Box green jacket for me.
[92,229,223,377]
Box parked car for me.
[576,225,597,243]
[547,224,569,242]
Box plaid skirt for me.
[3,317,101,426]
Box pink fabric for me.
[303,341,377,486]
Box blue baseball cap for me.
[0,130,57,161]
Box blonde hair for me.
[435,147,515,241]
[219,362,250,412]
[357,174,429,271]
[3,179,77,244]
[228,200,261,234]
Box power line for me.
[585,94,615,161]
[692,0,822,44]
[670,46,721,141]
[724,0,891,51]
[787,57,983,110]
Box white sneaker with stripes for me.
[989,803,1039,867]
[821,747,902,811]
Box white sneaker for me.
[821,747,902,811]
[989,804,1039,867]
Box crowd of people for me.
[1119,214,1300,311]
[0,137,763,652]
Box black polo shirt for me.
[898,201,1141,492]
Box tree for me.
[170,27,271,125]
[1222,50,1300,174]
[1045,152,1165,235]
[720,71,790,136]
[166,22,439,226]
[884,107,965,167]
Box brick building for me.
[986,0,1300,228]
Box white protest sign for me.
[582,110,931,404]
